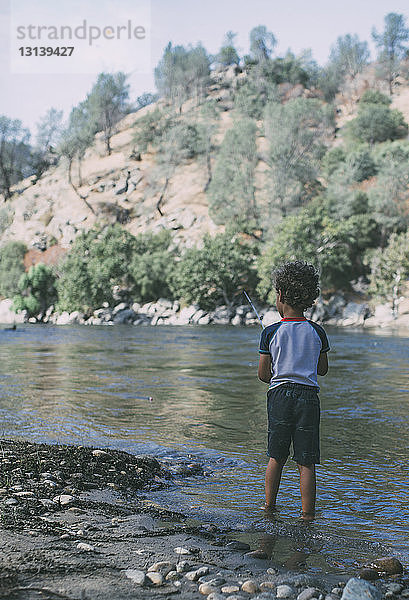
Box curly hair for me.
[273,261,320,310]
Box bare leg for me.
[297,463,316,520]
[264,457,286,511]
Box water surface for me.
[0,324,408,573]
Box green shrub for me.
[0,241,27,298]
[321,147,346,178]
[366,230,409,302]
[13,263,57,319]
[360,89,391,105]
[170,230,259,311]
[345,148,377,181]
[347,104,408,144]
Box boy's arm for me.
[317,351,328,376]
[258,354,272,383]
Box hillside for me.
[1,63,409,263]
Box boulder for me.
[326,294,347,318]
[113,309,136,324]
[262,309,280,326]
[0,299,26,324]
[115,178,128,195]
[211,305,232,324]
[341,578,380,600]
[55,311,71,325]
[341,302,369,326]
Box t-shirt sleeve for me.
[309,321,330,352]
[259,328,270,354]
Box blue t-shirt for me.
[259,317,330,391]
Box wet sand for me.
[0,439,406,600]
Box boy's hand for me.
[258,354,272,383]
[317,351,328,376]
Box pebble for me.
[174,546,191,555]
[221,585,240,593]
[176,560,191,573]
[146,572,163,585]
[0,489,8,495]
[199,583,217,595]
[226,596,247,600]
[370,557,403,576]
[5,498,18,505]
[267,567,278,575]
[331,589,343,596]
[359,568,379,581]
[261,581,277,591]
[147,561,175,575]
[341,578,381,600]
[207,594,225,600]
[53,494,75,506]
[385,583,403,594]
[165,571,182,581]
[226,541,251,551]
[92,450,108,458]
[39,498,55,508]
[245,549,268,559]
[14,491,35,497]
[76,542,95,552]
[124,569,146,585]
[186,566,210,581]
[401,590,409,598]
[60,534,70,540]
[241,580,259,594]
[298,588,320,600]
[206,577,226,587]
[277,584,295,598]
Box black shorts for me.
[267,382,320,465]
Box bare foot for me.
[300,511,315,522]
[261,505,277,517]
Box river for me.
[0,323,408,575]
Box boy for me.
[258,261,329,521]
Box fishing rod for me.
[243,290,265,329]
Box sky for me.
[1,0,409,135]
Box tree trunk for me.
[156,177,169,216]
[204,152,212,192]
[68,157,96,215]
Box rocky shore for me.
[1,293,409,330]
[0,439,407,600]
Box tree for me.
[207,118,258,227]
[86,72,130,155]
[329,33,370,80]
[154,42,211,112]
[257,202,379,301]
[136,92,159,110]
[347,103,408,144]
[0,241,27,298]
[372,13,409,94]
[13,263,57,320]
[196,99,220,191]
[132,107,173,154]
[129,231,175,302]
[217,31,240,66]
[264,98,333,220]
[367,231,409,313]
[170,230,259,310]
[249,26,277,63]
[31,108,63,180]
[59,101,96,213]
[234,77,278,119]
[0,116,31,200]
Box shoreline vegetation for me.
[1,293,409,331]
[0,438,406,600]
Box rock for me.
[198,314,211,325]
[359,569,379,581]
[225,596,247,600]
[244,549,268,559]
[113,309,135,324]
[385,583,403,594]
[207,594,225,600]
[341,302,369,326]
[341,578,381,600]
[241,580,260,593]
[370,557,403,575]
[178,305,199,324]
[231,314,242,326]
[262,309,281,326]
[0,299,25,324]
[166,571,182,581]
[276,585,294,598]
[199,583,217,595]
[326,294,347,318]
[115,178,128,195]
[221,585,240,593]
[260,582,277,591]
[55,311,71,325]
[148,561,175,575]
[298,588,320,600]
[92,449,108,458]
[211,306,232,325]
[226,540,251,551]
[146,572,164,585]
[14,491,34,497]
[174,546,191,555]
[176,561,191,573]
[53,494,75,506]
[124,569,146,585]
[77,542,95,552]
[206,577,226,586]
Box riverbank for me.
[0,439,407,600]
[1,293,409,331]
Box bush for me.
[13,263,57,319]
[347,104,408,144]
[170,230,259,311]
[257,201,379,300]
[321,147,346,179]
[345,148,377,182]
[366,230,409,303]
[56,225,176,312]
[0,241,27,298]
[360,89,391,105]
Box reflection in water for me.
[0,324,408,571]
